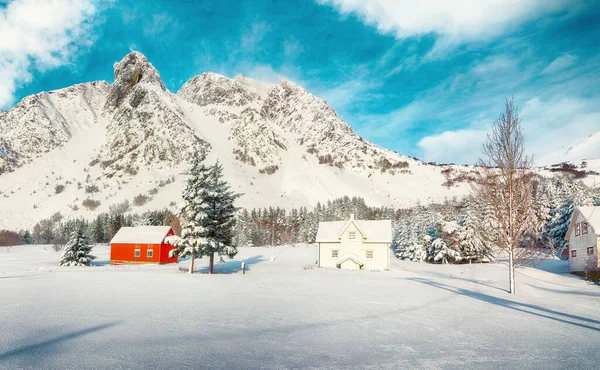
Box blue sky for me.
[1,0,599,164]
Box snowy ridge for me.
[564,132,600,161]
[2,51,595,230]
[99,52,210,173]
[0,81,109,173]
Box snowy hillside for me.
[564,132,600,162]
[0,51,478,230]
[1,244,599,369]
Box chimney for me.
[350,213,354,220]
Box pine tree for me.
[169,152,213,274]
[199,161,240,274]
[458,209,493,262]
[233,209,253,248]
[547,200,573,252]
[59,228,95,266]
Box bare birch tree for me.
[474,98,547,294]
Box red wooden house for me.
[110,226,178,265]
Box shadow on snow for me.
[408,278,600,332]
[0,322,120,363]
[194,255,265,274]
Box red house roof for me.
[110,226,173,244]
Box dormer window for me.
[348,231,356,240]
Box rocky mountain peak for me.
[105,51,166,109]
[178,72,266,108]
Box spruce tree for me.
[199,161,240,274]
[547,200,573,252]
[59,228,95,266]
[170,151,213,274]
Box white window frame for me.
[575,223,581,236]
[134,249,141,258]
[365,250,374,259]
[348,231,356,240]
[331,249,339,258]
[582,222,588,235]
[147,249,153,258]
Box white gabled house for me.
[315,215,392,270]
[565,206,600,273]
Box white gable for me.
[571,207,600,236]
[316,219,392,243]
[110,226,172,244]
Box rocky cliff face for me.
[1,51,412,179]
[176,73,411,174]
[0,81,109,174]
[105,51,167,109]
[98,52,209,176]
[178,72,268,108]
[0,51,467,230]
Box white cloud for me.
[244,64,288,83]
[541,53,577,74]
[318,0,568,41]
[241,22,270,50]
[0,0,97,108]
[416,96,600,166]
[417,129,488,164]
[520,96,600,165]
[316,79,381,111]
[142,12,179,39]
[283,39,303,60]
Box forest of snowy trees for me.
[1,173,599,264]
[393,175,599,263]
[231,174,599,264]
[0,208,179,247]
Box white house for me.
[566,206,600,273]
[315,215,392,270]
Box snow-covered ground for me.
[1,245,599,369]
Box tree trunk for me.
[509,248,515,294]
[188,250,195,274]
[209,252,214,274]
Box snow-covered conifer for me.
[59,228,95,266]
[199,161,240,274]
[169,151,213,273]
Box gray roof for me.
[110,226,172,244]
[576,207,600,235]
[315,219,392,243]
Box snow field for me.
[0,244,599,369]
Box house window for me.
[582,222,588,235]
[588,247,594,255]
[572,250,577,258]
[366,250,374,259]
[575,223,580,236]
[134,249,141,258]
[331,250,339,258]
[147,249,153,258]
[348,231,356,240]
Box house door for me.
[340,259,361,270]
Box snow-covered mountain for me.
[1,51,593,230]
[563,132,600,161]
